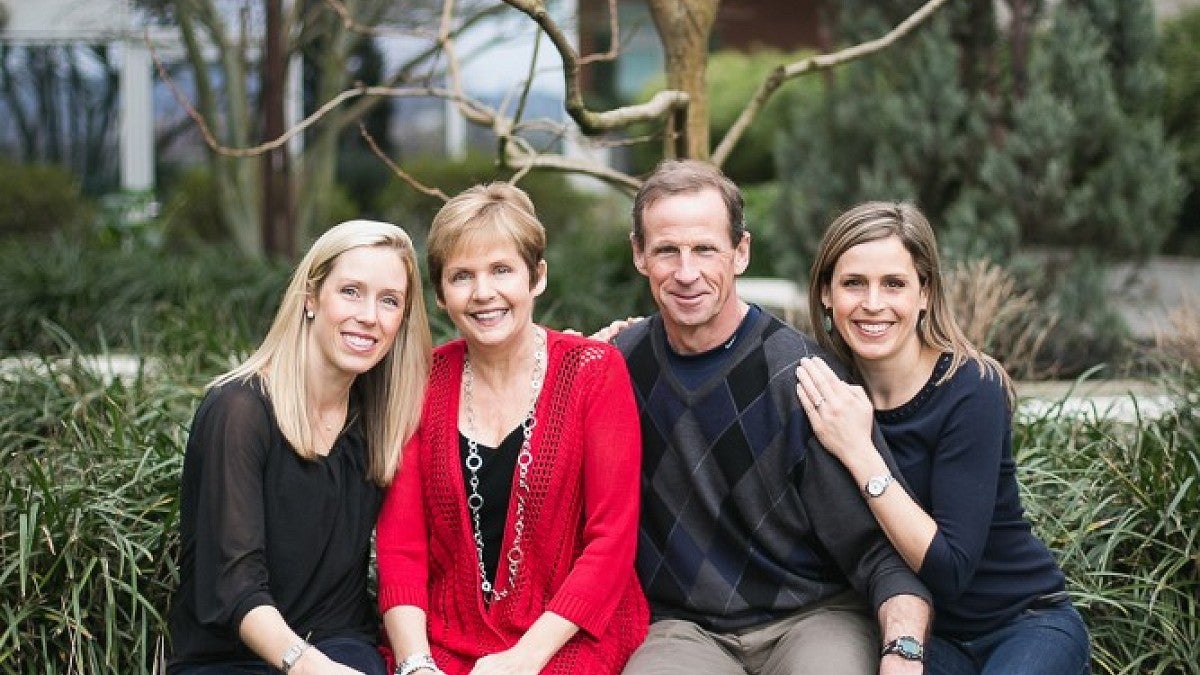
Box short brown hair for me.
[426,182,547,302]
[632,159,745,247]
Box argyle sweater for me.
[614,310,930,632]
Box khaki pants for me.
[622,592,880,675]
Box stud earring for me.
[305,309,315,321]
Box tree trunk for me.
[261,0,295,258]
[647,0,719,160]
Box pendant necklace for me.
[462,327,546,602]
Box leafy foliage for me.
[0,162,91,240]
[1017,367,1200,674]
[774,0,1184,374]
[0,355,196,673]
[1160,7,1200,253]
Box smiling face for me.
[305,244,410,383]
[821,235,928,369]
[438,235,546,351]
[633,187,750,353]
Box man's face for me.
[633,188,750,353]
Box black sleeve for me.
[795,354,932,612]
[184,382,278,630]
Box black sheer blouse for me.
[167,377,383,669]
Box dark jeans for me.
[171,636,386,675]
[926,598,1090,675]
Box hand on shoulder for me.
[589,316,645,343]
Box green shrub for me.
[1017,369,1200,674]
[0,161,90,240]
[159,168,229,247]
[0,239,289,357]
[0,355,195,674]
[1,326,1198,673]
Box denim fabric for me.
[171,636,386,675]
[926,600,1090,675]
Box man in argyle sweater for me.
[613,160,931,675]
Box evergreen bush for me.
[0,162,90,240]
[774,0,1184,375]
[1160,7,1200,253]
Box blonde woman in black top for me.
[168,221,431,675]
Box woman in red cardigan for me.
[376,182,648,675]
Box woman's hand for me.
[468,612,576,675]
[467,646,541,675]
[795,356,877,470]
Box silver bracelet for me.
[395,652,442,675]
[280,639,312,674]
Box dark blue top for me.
[877,353,1065,639]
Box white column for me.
[119,39,154,192]
[445,97,467,161]
[287,52,304,156]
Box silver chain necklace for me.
[462,327,546,602]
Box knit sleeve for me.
[377,430,431,613]
[799,433,931,612]
[186,382,277,630]
[917,366,1007,600]
[545,345,643,639]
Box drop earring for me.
[822,309,832,333]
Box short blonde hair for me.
[213,220,432,485]
[426,183,547,302]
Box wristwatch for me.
[280,639,311,674]
[881,635,924,661]
[864,473,893,498]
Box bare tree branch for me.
[502,0,688,133]
[359,122,450,201]
[578,0,620,66]
[711,0,953,169]
[502,142,642,192]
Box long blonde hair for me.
[212,220,432,485]
[808,202,1015,407]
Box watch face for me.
[895,636,923,659]
[866,475,890,497]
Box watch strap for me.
[280,639,311,673]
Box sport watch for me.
[881,635,924,661]
[864,473,893,498]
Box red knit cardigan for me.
[377,329,648,675]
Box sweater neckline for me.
[650,307,772,401]
[875,352,953,423]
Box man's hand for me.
[877,595,930,675]
[879,654,924,675]
[589,316,644,342]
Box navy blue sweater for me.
[616,310,930,632]
[878,353,1065,639]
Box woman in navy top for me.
[794,202,1090,674]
